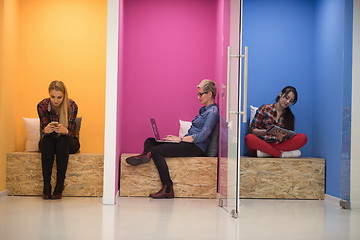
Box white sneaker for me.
[280,150,301,158]
[257,150,272,158]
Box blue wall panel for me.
[313,0,343,198]
[242,0,316,157]
[242,0,352,198]
[313,0,352,198]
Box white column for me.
[102,0,119,205]
[351,0,360,211]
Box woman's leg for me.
[245,134,282,157]
[53,136,80,190]
[270,133,308,152]
[246,133,308,157]
[143,137,161,153]
[39,135,56,198]
[126,138,162,166]
[68,137,80,154]
[54,135,70,195]
[150,142,204,186]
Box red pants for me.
[245,133,308,157]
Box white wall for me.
[351,0,360,211]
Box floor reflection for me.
[0,196,360,240]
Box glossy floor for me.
[1,196,360,240]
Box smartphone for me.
[51,121,59,126]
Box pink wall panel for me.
[119,0,218,153]
[116,0,125,194]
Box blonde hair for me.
[197,79,216,99]
[48,80,69,128]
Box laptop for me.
[150,118,181,143]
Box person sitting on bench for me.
[37,80,80,200]
[125,79,219,199]
[245,86,307,158]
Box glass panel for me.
[341,0,355,210]
[218,0,241,218]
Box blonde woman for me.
[125,79,219,199]
[37,81,80,200]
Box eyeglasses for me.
[198,92,208,97]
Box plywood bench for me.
[240,157,325,199]
[120,153,218,198]
[6,152,104,197]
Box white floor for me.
[0,196,360,240]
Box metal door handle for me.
[240,46,248,123]
[226,46,248,123]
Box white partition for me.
[351,0,360,211]
[103,0,119,205]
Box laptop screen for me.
[150,118,161,140]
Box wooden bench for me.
[6,152,104,197]
[240,157,325,199]
[120,154,218,198]
[120,154,325,200]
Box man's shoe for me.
[280,150,301,158]
[125,152,151,166]
[149,185,174,199]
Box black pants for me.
[39,135,80,187]
[143,137,204,186]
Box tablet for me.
[266,125,296,139]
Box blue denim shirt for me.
[185,103,219,153]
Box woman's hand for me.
[272,129,286,142]
[44,122,56,134]
[252,128,268,137]
[44,123,68,135]
[164,135,194,142]
[54,123,68,135]
[164,135,181,142]
[181,135,194,142]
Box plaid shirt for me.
[249,104,287,143]
[37,98,78,137]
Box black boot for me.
[52,183,65,200]
[149,185,174,199]
[42,183,52,200]
[125,152,152,166]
